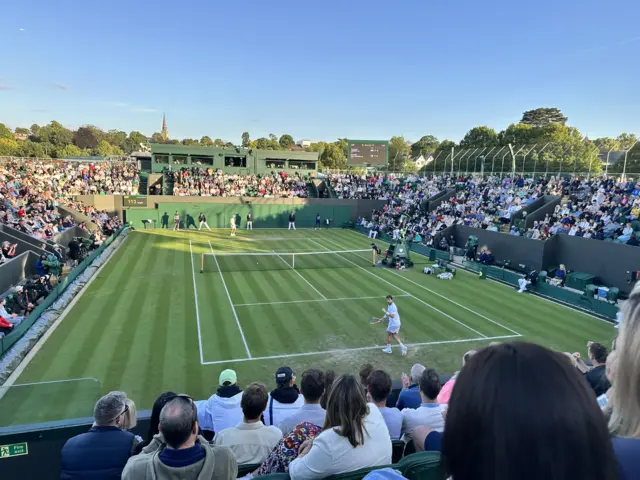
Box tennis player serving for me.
[372,295,407,356]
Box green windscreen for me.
[203,249,372,273]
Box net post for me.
[200,253,204,273]
[292,254,295,269]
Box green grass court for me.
[0,228,616,426]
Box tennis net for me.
[201,249,372,273]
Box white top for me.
[387,303,401,330]
[263,394,305,427]
[197,392,243,434]
[401,403,446,437]
[230,217,236,227]
[288,404,392,480]
[214,420,283,465]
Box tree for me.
[520,107,568,127]
[319,142,347,169]
[105,130,127,150]
[593,137,621,152]
[213,138,225,147]
[432,140,457,172]
[18,140,47,158]
[388,136,410,171]
[268,134,280,150]
[254,137,272,150]
[30,124,41,136]
[200,136,213,146]
[411,135,439,158]
[0,138,19,155]
[57,144,85,158]
[616,133,639,150]
[279,134,295,149]
[14,127,30,135]
[0,123,13,139]
[499,123,537,146]
[150,132,164,143]
[94,140,114,157]
[36,121,74,147]
[241,132,250,148]
[181,138,199,146]
[74,127,99,149]
[124,131,148,153]
[460,126,499,148]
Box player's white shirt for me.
[230,217,236,227]
[387,303,401,329]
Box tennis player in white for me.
[230,215,236,236]
[378,295,407,356]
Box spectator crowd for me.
[171,167,310,198]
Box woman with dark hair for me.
[288,374,391,479]
[441,342,617,480]
[140,391,177,451]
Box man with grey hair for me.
[396,363,426,410]
[122,396,236,479]
[61,391,140,479]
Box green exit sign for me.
[0,442,28,458]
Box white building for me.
[413,153,435,169]
[297,139,312,148]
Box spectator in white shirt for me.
[264,366,304,427]
[198,369,243,436]
[401,368,445,439]
[0,298,23,326]
[214,382,282,465]
[367,370,402,440]
[289,374,392,479]
[279,369,326,436]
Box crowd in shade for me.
[58,291,640,480]
[521,177,640,244]
[171,168,310,198]
[327,173,449,201]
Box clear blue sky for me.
[1,0,638,143]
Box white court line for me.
[307,237,489,338]
[234,294,411,308]
[189,240,205,364]
[201,334,522,365]
[208,240,252,359]
[325,234,522,336]
[272,250,327,300]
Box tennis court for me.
[1,228,615,426]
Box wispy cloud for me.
[105,101,157,114]
[50,82,69,90]
[19,28,25,32]
[31,108,48,113]
[583,35,640,54]
[0,84,16,91]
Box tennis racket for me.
[369,317,382,325]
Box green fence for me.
[0,227,128,357]
[125,203,353,229]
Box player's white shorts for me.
[387,326,400,335]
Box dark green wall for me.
[125,203,352,229]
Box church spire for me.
[161,112,168,140]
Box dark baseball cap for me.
[275,366,293,385]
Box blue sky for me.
[1,0,638,143]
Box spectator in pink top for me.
[437,350,476,405]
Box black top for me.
[585,365,611,397]
[289,213,295,222]
[247,213,252,220]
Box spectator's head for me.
[147,391,177,444]
[324,374,369,448]
[240,382,269,421]
[588,342,608,366]
[275,366,295,388]
[159,396,199,449]
[367,370,392,405]
[359,363,374,388]
[418,368,441,402]
[410,363,426,384]
[219,369,237,387]
[93,391,129,427]
[300,369,325,404]
[462,350,476,367]
[442,342,617,480]
[320,370,336,409]
[609,285,640,437]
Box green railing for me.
[0,227,128,357]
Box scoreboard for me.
[347,140,389,166]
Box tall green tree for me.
[150,132,164,143]
[520,107,568,127]
[29,124,41,136]
[411,135,439,158]
[57,144,85,158]
[593,137,620,152]
[388,136,410,171]
[460,126,499,148]
[213,138,226,147]
[616,133,639,150]
[319,142,347,169]
[181,138,199,146]
[105,130,127,150]
[19,141,47,158]
[0,138,19,155]
[200,136,213,146]
[124,131,148,153]
[36,121,74,147]
[279,134,295,149]
[0,123,13,139]
[14,127,30,135]
[241,132,250,148]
